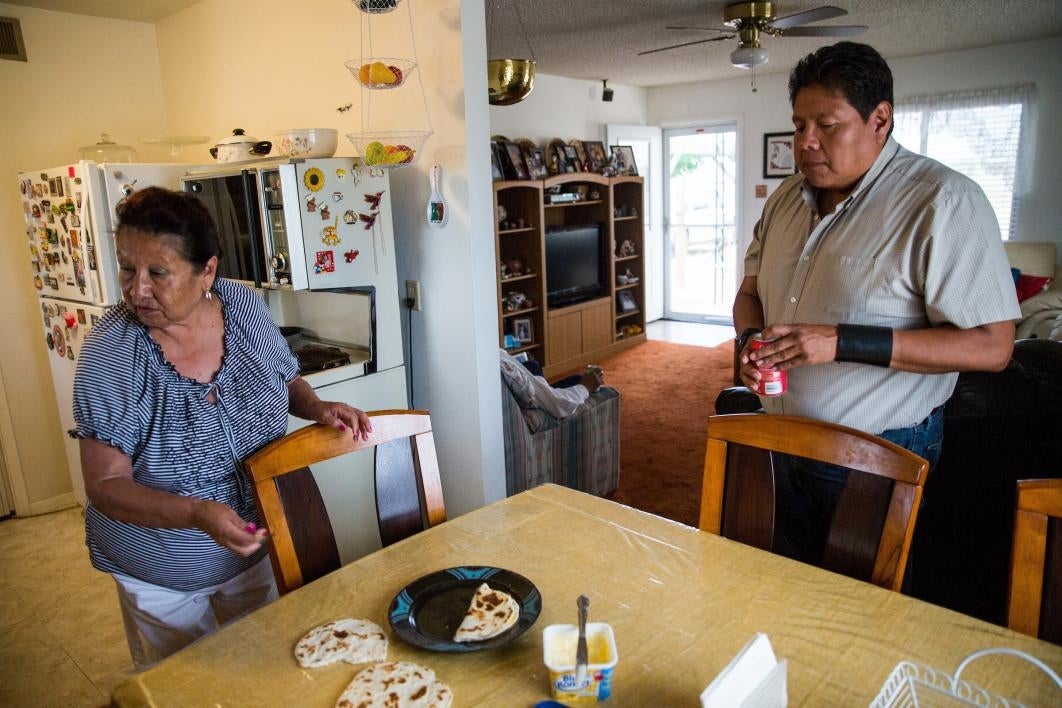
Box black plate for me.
[388,566,541,652]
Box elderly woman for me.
[72,186,371,667]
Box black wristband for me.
[835,323,893,367]
[736,327,762,352]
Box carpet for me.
[598,339,736,528]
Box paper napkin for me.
[700,633,788,708]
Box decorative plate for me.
[388,566,541,652]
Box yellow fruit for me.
[358,64,370,84]
[365,141,387,165]
[369,61,395,85]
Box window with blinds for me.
[894,84,1037,240]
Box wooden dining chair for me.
[699,413,929,591]
[244,409,446,595]
[1007,478,1062,643]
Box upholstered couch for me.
[1005,241,1061,341]
[501,377,620,497]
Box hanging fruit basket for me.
[353,0,401,14]
[347,130,432,168]
[345,57,418,90]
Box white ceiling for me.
[6,1,1062,86]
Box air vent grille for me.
[0,17,27,62]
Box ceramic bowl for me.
[272,128,338,158]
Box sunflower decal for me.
[303,167,325,192]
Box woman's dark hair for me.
[114,186,221,270]
[788,42,893,122]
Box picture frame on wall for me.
[513,317,534,343]
[502,142,530,180]
[763,132,797,178]
[610,145,638,176]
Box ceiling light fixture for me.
[730,43,768,69]
[602,80,614,102]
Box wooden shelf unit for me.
[493,175,646,377]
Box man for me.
[733,42,1020,563]
[499,348,605,420]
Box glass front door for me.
[664,125,738,323]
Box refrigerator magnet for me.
[303,167,325,192]
[321,218,340,245]
[306,196,317,212]
[343,210,357,225]
[52,325,66,357]
[358,212,377,230]
[314,251,335,273]
[363,191,384,210]
[67,346,75,361]
[46,332,54,350]
[344,249,360,263]
[332,191,343,202]
[77,309,86,324]
[320,205,331,220]
[335,168,346,181]
[33,275,43,290]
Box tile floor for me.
[0,319,730,707]
[0,506,131,707]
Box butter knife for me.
[575,594,590,688]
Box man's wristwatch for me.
[736,327,762,352]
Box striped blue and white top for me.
[72,278,299,591]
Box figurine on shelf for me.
[496,203,507,225]
[505,291,533,311]
[618,239,637,257]
[499,261,509,279]
[622,268,639,284]
[506,259,524,276]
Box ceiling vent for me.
[0,17,27,62]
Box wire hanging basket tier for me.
[347,130,432,167]
[345,57,418,90]
[353,0,401,14]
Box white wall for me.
[153,0,502,517]
[647,36,1062,274]
[0,4,168,514]
[489,73,647,144]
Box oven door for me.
[183,170,266,287]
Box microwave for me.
[181,157,396,292]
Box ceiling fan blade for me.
[780,25,867,37]
[637,36,732,56]
[665,25,731,33]
[769,5,847,31]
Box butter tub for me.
[542,623,619,703]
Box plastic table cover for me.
[112,484,1062,706]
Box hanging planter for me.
[487,59,536,106]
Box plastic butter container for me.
[542,623,619,703]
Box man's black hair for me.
[788,41,893,122]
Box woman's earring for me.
[204,290,213,301]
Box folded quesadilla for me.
[335,661,452,708]
[294,618,388,668]
[452,582,520,642]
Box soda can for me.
[750,334,787,396]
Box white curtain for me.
[895,84,1037,240]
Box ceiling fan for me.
[638,2,867,69]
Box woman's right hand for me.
[192,499,268,556]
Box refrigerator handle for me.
[240,169,264,288]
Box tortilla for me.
[334,661,452,708]
[452,582,520,643]
[294,618,388,668]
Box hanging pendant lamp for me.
[486,0,536,106]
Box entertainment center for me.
[494,174,646,377]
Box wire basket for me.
[346,131,432,168]
[352,0,401,14]
[344,57,417,90]
[870,648,1062,707]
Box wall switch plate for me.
[405,279,422,311]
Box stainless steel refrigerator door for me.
[39,297,109,507]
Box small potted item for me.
[210,129,272,163]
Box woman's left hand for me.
[312,401,373,440]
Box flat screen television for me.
[545,224,605,307]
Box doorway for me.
[663,124,738,323]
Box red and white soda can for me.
[750,333,787,396]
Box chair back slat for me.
[245,410,445,595]
[1007,478,1062,642]
[701,414,929,591]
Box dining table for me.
[113,483,1062,706]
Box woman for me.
[72,186,372,667]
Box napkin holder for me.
[701,633,787,708]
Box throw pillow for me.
[1015,274,1052,303]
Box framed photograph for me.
[763,132,797,178]
[584,140,607,173]
[563,145,583,172]
[524,147,548,179]
[569,140,588,169]
[512,317,534,343]
[551,143,570,175]
[610,145,638,176]
[617,290,638,313]
[490,143,503,180]
[502,142,530,180]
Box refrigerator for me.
[18,162,195,506]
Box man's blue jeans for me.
[772,407,943,565]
